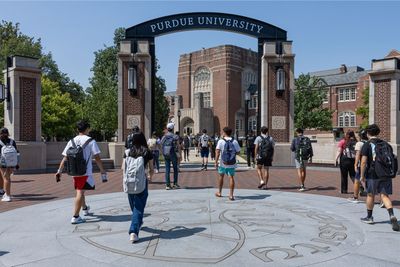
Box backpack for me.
[295,136,312,161]
[123,149,146,194]
[258,136,274,161]
[162,135,175,160]
[201,135,209,148]
[66,138,92,176]
[342,140,356,159]
[148,138,157,150]
[369,139,398,179]
[221,139,237,165]
[0,139,18,168]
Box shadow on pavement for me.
[184,186,214,190]
[236,194,270,200]
[0,251,9,256]
[93,214,131,222]
[12,193,57,201]
[139,226,206,243]
[12,179,34,183]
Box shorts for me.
[366,179,392,195]
[200,148,209,158]
[256,158,272,167]
[73,176,95,190]
[218,166,236,176]
[354,169,361,181]
[295,159,307,169]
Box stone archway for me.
[181,117,194,135]
[118,12,294,143]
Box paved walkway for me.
[1,189,400,267]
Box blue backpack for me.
[221,139,237,165]
[162,135,175,160]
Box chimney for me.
[340,64,347,74]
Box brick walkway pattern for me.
[1,165,399,213]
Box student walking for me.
[215,127,241,201]
[182,134,190,162]
[348,130,367,203]
[360,124,399,231]
[147,132,161,175]
[254,127,275,189]
[0,128,19,202]
[122,130,154,243]
[56,121,107,224]
[335,130,357,194]
[210,135,216,161]
[290,128,313,191]
[199,129,210,170]
[245,130,256,168]
[161,123,180,190]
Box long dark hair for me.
[129,132,149,158]
[344,130,355,146]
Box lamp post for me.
[177,109,181,134]
[244,90,251,138]
[276,67,285,96]
[128,65,137,96]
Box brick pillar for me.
[261,42,294,142]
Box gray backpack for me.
[0,140,18,167]
[123,149,146,194]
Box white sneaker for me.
[71,216,86,224]
[347,197,361,203]
[130,233,139,243]
[155,169,159,174]
[83,205,90,216]
[299,186,306,192]
[1,194,11,202]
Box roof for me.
[165,91,176,97]
[309,66,369,86]
[309,66,364,77]
[385,49,400,59]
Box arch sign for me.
[119,12,294,147]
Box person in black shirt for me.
[0,128,18,202]
[123,130,154,242]
[360,124,399,231]
[245,130,256,168]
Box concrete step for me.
[46,158,115,172]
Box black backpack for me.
[342,140,357,159]
[369,139,398,179]
[258,136,274,161]
[66,138,92,176]
[295,136,312,161]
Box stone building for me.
[172,45,259,136]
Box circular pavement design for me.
[0,189,399,267]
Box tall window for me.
[235,119,243,132]
[248,116,257,131]
[338,111,356,127]
[338,87,356,102]
[249,95,258,109]
[322,89,329,103]
[194,67,212,107]
[243,70,257,108]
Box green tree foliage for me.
[294,74,333,131]
[356,86,369,129]
[41,77,81,140]
[154,65,170,136]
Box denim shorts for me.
[295,159,307,169]
[200,148,209,158]
[366,179,393,195]
[218,166,236,176]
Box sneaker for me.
[1,194,11,202]
[390,216,399,231]
[380,202,385,208]
[83,205,91,216]
[166,185,172,190]
[130,233,139,243]
[347,197,361,203]
[299,186,306,192]
[360,216,374,224]
[257,181,265,189]
[71,216,86,224]
[155,169,159,174]
[173,184,181,189]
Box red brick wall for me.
[122,62,145,141]
[374,79,391,141]
[20,77,36,141]
[268,64,290,142]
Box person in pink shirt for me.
[334,130,356,194]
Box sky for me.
[1,1,399,92]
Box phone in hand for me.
[55,173,61,182]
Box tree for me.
[154,66,170,136]
[356,87,369,129]
[41,77,81,140]
[294,74,333,131]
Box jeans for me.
[128,183,148,235]
[165,154,178,186]
[152,150,160,171]
[339,157,355,193]
[246,147,255,167]
[184,148,189,161]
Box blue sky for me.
[1,1,399,91]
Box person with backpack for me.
[147,132,161,176]
[55,121,107,224]
[0,128,19,202]
[246,130,256,168]
[125,126,140,149]
[290,128,313,191]
[199,129,210,170]
[160,123,180,190]
[215,127,241,201]
[182,134,190,162]
[122,130,154,243]
[335,130,357,194]
[254,127,275,189]
[360,124,399,231]
[348,130,367,203]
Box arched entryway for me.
[181,117,194,135]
